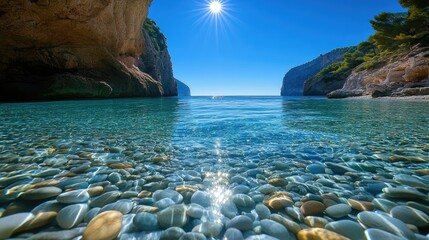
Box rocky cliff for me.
[0,0,165,101]
[176,79,191,96]
[328,47,429,98]
[280,47,352,96]
[136,18,177,96]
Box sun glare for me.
[210,1,222,14]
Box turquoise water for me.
[1,96,429,239]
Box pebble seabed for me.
[1,150,429,240]
[1,98,429,240]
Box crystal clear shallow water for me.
[1,96,429,239]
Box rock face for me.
[281,47,352,96]
[176,79,191,96]
[136,18,177,96]
[0,0,163,101]
[328,47,429,98]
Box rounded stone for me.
[263,192,293,209]
[192,222,223,237]
[89,191,121,208]
[364,229,404,240]
[260,219,289,240]
[100,200,133,214]
[326,220,365,240]
[325,204,351,218]
[347,199,374,211]
[56,189,90,204]
[157,205,188,229]
[390,205,429,227]
[300,200,325,216]
[304,216,329,228]
[270,214,301,234]
[155,198,176,210]
[133,212,159,231]
[20,187,62,200]
[306,164,325,174]
[382,187,426,200]
[57,204,88,229]
[221,200,239,219]
[256,203,271,220]
[357,211,414,239]
[224,228,244,240]
[226,215,253,231]
[160,227,186,240]
[232,194,255,208]
[191,191,211,208]
[297,228,349,240]
[372,198,397,213]
[258,184,278,194]
[15,211,57,233]
[84,208,101,223]
[179,232,206,240]
[0,212,34,239]
[82,210,123,240]
[153,189,184,204]
[187,203,205,219]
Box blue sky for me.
[148,0,404,96]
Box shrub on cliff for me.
[144,18,167,52]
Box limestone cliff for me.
[176,79,191,96]
[0,0,164,101]
[280,47,353,96]
[136,18,177,96]
[328,47,429,98]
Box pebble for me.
[304,216,329,228]
[89,191,121,208]
[226,215,254,231]
[357,211,415,239]
[255,204,271,220]
[245,234,280,240]
[263,192,293,209]
[100,199,134,215]
[157,204,188,228]
[153,189,184,204]
[133,212,159,231]
[269,214,301,234]
[260,219,289,240]
[224,228,244,240]
[15,211,57,233]
[29,227,85,240]
[20,187,62,200]
[192,222,223,237]
[0,212,34,239]
[187,203,205,219]
[372,198,397,213]
[221,200,239,219]
[160,227,186,240]
[155,198,176,210]
[56,203,88,229]
[364,228,404,240]
[232,194,256,208]
[326,220,365,240]
[306,164,325,174]
[178,232,206,240]
[347,199,374,211]
[82,210,123,240]
[258,184,278,194]
[84,207,100,223]
[300,200,325,216]
[297,228,350,240]
[56,189,89,204]
[393,174,427,188]
[382,187,426,200]
[325,203,351,218]
[191,191,211,208]
[390,205,429,227]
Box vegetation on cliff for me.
[143,18,167,52]
[306,0,429,96]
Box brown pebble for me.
[87,186,104,197]
[83,211,123,240]
[297,228,350,240]
[347,199,374,211]
[263,192,294,209]
[300,201,326,216]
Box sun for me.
[210,1,222,14]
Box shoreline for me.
[345,95,429,101]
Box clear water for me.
[1,96,429,238]
[2,96,427,165]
